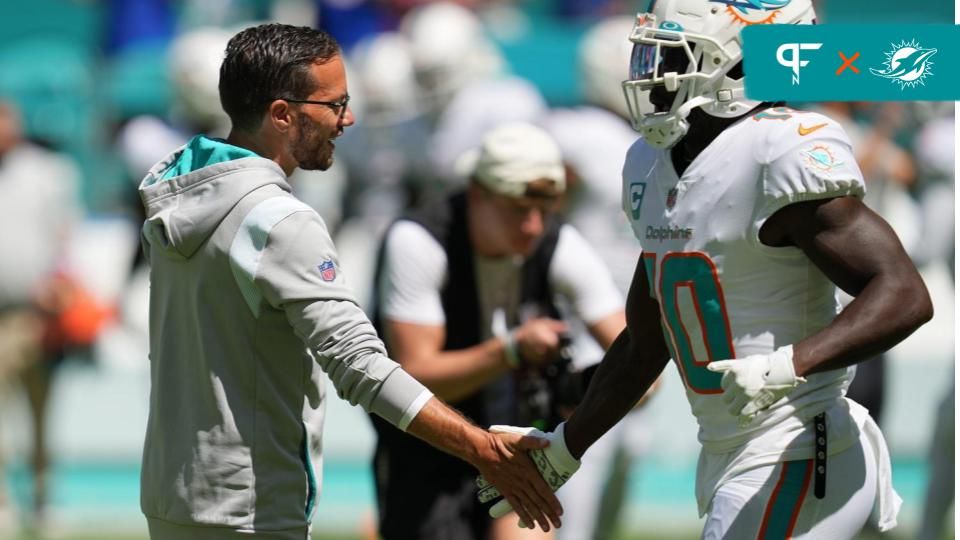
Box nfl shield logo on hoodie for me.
[318,260,336,282]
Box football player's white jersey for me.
[622,107,867,455]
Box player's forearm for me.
[404,396,492,466]
[793,271,932,376]
[564,329,666,460]
[403,338,513,402]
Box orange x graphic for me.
[836,51,861,75]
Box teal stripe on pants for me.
[758,459,813,540]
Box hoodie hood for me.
[139,136,291,259]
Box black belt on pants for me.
[814,412,827,499]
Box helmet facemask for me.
[621,12,756,149]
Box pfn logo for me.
[776,43,822,85]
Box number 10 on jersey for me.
[642,252,736,394]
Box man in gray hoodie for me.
[137,23,562,539]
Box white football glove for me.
[475,422,580,527]
[706,345,806,426]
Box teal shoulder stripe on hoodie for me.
[160,135,259,180]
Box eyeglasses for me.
[275,94,350,117]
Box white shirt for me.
[0,143,81,306]
[378,220,623,340]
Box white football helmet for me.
[622,0,816,149]
[350,32,421,126]
[400,3,505,112]
[579,16,651,120]
[169,27,232,132]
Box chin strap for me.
[675,95,715,118]
[640,95,716,149]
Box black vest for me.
[369,191,563,478]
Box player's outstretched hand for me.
[707,345,806,426]
[476,423,580,529]
[471,426,563,531]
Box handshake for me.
[476,422,581,528]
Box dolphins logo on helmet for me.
[712,0,793,24]
[870,39,937,90]
[713,0,792,13]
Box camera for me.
[516,334,589,431]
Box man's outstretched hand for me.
[470,429,563,532]
[476,423,580,529]
[404,397,563,531]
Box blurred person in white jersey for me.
[0,99,83,533]
[400,2,550,184]
[329,31,438,313]
[912,112,954,540]
[476,1,933,538]
[539,16,658,540]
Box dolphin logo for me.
[870,40,937,89]
[712,0,792,14]
[802,145,844,172]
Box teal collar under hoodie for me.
[156,135,259,182]
[138,135,291,260]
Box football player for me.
[477,0,933,538]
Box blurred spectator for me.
[912,111,954,540]
[909,112,954,272]
[0,99,84,531]
[113,26,235,274]
[116,27,234,179]
[334,6,546,314]
[339,31,434,229]
[370,122,625,540]
[400,2,549,183]
[539,17,655,540]
[917,382,954,540]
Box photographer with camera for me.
[369,122,625,540]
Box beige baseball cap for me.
[456,122,566,198]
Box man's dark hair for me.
[219,23,340,132]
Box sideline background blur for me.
[0,1,954,539]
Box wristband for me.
[500,328,521,369]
